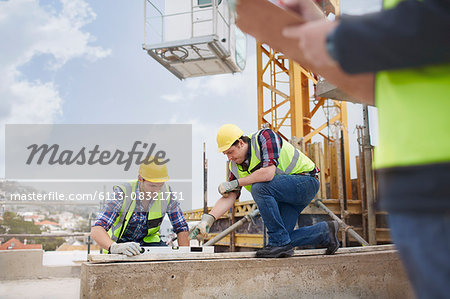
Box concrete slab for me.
[80,248,413,298]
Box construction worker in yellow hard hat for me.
[91,158,189,256]
[216,123,244,153]
[138,160,170,183]
[190,124,340,258]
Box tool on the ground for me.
[204,209,260,246]
[314,199,369,246]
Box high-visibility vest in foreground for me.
[374,0,450,169]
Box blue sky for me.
[0,0,381,208]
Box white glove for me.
[109,242,141,257]
[188,213,216,241]
[218,180,239,196]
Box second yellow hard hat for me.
[139,159,169,182]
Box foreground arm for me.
[90,192,140,256]
[189,192,238,240]
[279,0,449,105]
[90,225,140,256]
[282,0,450,73]
[237,165,276,186]
[332,0,450,73]
[176,231,189,246]
[167,197,190,246]
[90,225,114,251]
[209,192,238,219]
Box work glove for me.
[188,213,216,241]
[109,242,141,257]
[218,180,239,196]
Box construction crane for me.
[255,0,352,200]
[143,0,380,247]
[143,0,352,198]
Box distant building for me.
[35,220,61,232]
[23,214,44,222]
[56,242,100,251]
[0,238,42,250]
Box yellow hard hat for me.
[139,159,169,182]
[216,124,244,153]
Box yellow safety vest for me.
[374,0,450,169]
[103,180,171,253]
[229,130,315,192]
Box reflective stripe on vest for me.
[104,180,171,253]
[229,130,315,192]
[374,0,450,168]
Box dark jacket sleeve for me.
[333,0,450,74]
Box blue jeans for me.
[251,174,330,247]
[388,212,450,299]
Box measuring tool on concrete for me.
[139,246,214,254]
[89,246,216,262]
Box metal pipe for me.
[204,209,260,246]
[314,199,369,246]
[337,136,347,247]
[87,213,92,256]
[203,142,208,215]
[263,224,267,247]
[230,206,236,252]
[357,126,368,240]
[362,105,377,245]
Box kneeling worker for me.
[190,124,339,258]
[91,161,189,256]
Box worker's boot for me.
[255,244,294,258]
[326,220,340,255]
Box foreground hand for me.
[109,242,141,257]
[283,19,338,69]
[218,180,239,196]
[279,0,325,22]
[189,213,216,241]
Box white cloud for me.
[7,80,62,124]
[0,0,111,175]
[0,0,111,126]
[162,92,184,103]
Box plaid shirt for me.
[229,129,282,181]
[93,182,189,244]
[229,129,318,182]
